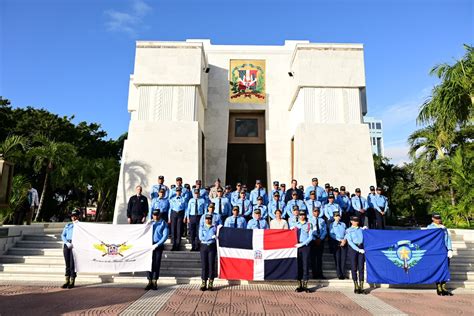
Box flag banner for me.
[72,222,153,273]
[364,229,450,284]
[217,228,298,280]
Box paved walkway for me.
[0,283,472,315]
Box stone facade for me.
[113,40,376,224]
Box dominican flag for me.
[217,227,298,280]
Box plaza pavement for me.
[0,282,472,315]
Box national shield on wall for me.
[229,60,266,104]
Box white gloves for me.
[295,243,304,248]
[66,242,73,249]
[358,249,365,254]
[152,243,159,250]
[362,226,368,230]
[447,250,453,258]
[212,235,216,239]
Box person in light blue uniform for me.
[224,185,233,199]
[345,215,366,294]
[336,186,352,225]
[224,206,247,229]
[268,191,286,220]
[249,179,269,205]
[234,190,253,220]
[230,183,243,205]
[145,210,169,291]
[294,210,314,293]
[366,186,376,229]
[247,209,268,229]
[373,187,389,229]
[305,191,322,221]
[61,209,80,289]
[305,177,324,201]
[323,194,342,222]
[169,187,187,251]
[351,188,368,227]
[150,189,170,222]
[329,211,347,280]
[212,187,232,220]
[427,213,453,296]
[151,175,169,200]
[199,214,218,291]
[185,189,207,251]
[288,205,301,228]
[285,192,306,218]
[270,181,283,201]
[320,183,331,204]
[253,196,268,219]
[310,207,327,279]
[194,180,208,201]
[200,202,222,227]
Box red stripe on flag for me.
[263,229,298,250]
[219,257,254,280]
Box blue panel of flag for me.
[218,227,253,249]
[363,229,450,284]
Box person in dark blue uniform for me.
[294,210,314,292]
[345,215,366,294]
[145,210,169,290]
[61,209,80,289]
[199,214,218,291]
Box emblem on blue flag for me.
[382,240,426,273]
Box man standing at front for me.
[127,185,148,224]
[151,175,169,200]
[169,187,187,251]
[250,180,268,205]
[351,188,368,227]
[185,189,207,251]
[373,187,389,229]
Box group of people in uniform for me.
[61,175,453,296]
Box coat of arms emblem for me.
[94,241,132,257]
[382,240,426,273]
[229,60,266,104]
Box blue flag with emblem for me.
[363,229,450,284]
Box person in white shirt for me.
[270,209,289,229]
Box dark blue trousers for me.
[147,245,164,280]
[188,215,202,250]
[329,239,347,278]
[348,246,365,282]
[297,245,311,281]
[170,211,184,249]
[200,243,217,280]
[63,244,76,278]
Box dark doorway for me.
[225,144,267,188]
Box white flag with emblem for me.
[72,222,153,273]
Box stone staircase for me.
[0,224,472,289]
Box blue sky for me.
[1,0,473,164]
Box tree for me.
[0,135,27,162]
[0,175,30,224]
[28,135,77,221]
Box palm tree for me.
[408,125,446,161]
[0,135,27,161]
[418,45,473,139]
[28,135,77,221]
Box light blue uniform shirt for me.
[323,203,342,220]
[152,219,169,245]
[373,194,389,214]
[305,199,323,220]
[61,223,75,243]
[310,217,327,240]
[304,185,324,200]
[427,223,453,250]
[199,213,222,227]
[199,224,217,245]
[284,199,306,218]
[295,221,314,246]
[233,198,253,216]
[224,215,247,229]
[336,195,351,213]
[345,226,364,251]
[329,221,347,241]
[169,195,187,213]
[185,198,207,219]
[231,190,249,204]
[367,193,376,208]
[247,218,269,229]
[212,197,232,216]
[351,195,368,211]
[268,199,286,219]
[271,189,285,202]
[151,184,169,200]
[288,215,299,229]
[149,198,170,219]
[250,188,268,205]
[253,205,268,218]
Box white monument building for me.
[113,39,376,223]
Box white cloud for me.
[105,0,152,36]
[384,145,410,166]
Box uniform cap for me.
[196,179,202,184]
[299,210,306,216]
[232,206,240,212]
[355,188,361,193]
[333,188,339,193]
[205,214,213,219]
[370,186,375,190]
[256,179,262,184]
[310,190,316,195]
[208,203,215,208]
[184,184,190,189]
[159,188,166,193]
[273,191,280,196]
[158,175,164,179]
[170,184,176,189]
[152,209,160,215]
[376,186,382,191]
[312,207,321,212]
[240,190,246,195]
[70,209,81,217]
[312,177,318,182]
[328,194,335,199]
[257,196,263,201]
[325,183,330,188]
[273,181,279,186]
[254,208,261,214]
[333,211,341,217]
[225,185,232,189]
[175,187,182,192]
[236,182,242,186]
[432,213,442,219]
[176,177,182,181]
[193,189,200,194]
[340,186,346,191]
[350,215,360,222]
[280,183,286,187]
[292,205,299,210]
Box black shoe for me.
[319,275,327,280]
[441,283,453,296]
[145,280,153,291]
[208,280,214,291]
[353,281,359,294]
[152,280,158,291]
[67,278,75,289]
[200,280,207,291]
[295,280,303,292]
[61,277,70,289]
[358,281,365,294]
[436,283,443,296]
[338,276,344,280]
[302,281,310,293]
